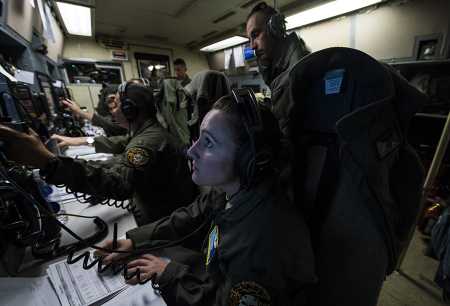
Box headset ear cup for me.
[246,157,256,187]
[267,13,286,39]
[235,141,254,188]
[121,98,137,121]
[254,148,273,173]
[247,150,273,187]
[231,88,278,189]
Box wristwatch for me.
[86,137,95,146]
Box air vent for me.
[186,41,198,49]
[240,0,260,9]
[202,31,218,38]
[98,38,127,49]
[144,34,169,42]
[174,0,198,17]
[213,11,236,24]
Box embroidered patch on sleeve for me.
[229,281,271,306]
[126,147,150,168]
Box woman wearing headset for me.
[98,89,316,305]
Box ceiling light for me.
[200,36,249,52]
[286,0,384,30]
[56,1,92,36]
[148,65,154,71]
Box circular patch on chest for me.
[229,281,271,306]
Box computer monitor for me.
[52,79,72,101]
[0,74,27,132]
[244,46,256,61]
[13,82,40,118]
[36,72,58,119]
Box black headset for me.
[118,81,139,121]
[231,88,274,189]
[252,2,286,40]
[140,78,150,87]
[130,78,151,87]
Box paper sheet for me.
[0,277,61,306]
[15,69,35,85]
[103,281,166,306]
[63,145,97,157]
[233,45,245,67]
[36,0,55,43]
[224,49,233,70]
[47,253,127,306]
[54,80,63,88]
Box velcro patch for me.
[126,147,150,168]
[205,225,219,266]
[376,129,401,160]
[324,68,345,95]
[229,281,271,306]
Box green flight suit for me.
[43,118,197,226]
[93,134,130,155]
[180,75,191,87]
[91,113,127,137]
[157,79,191,146]
[126,177,317,305]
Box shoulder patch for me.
[126,147,150,168]
[229,281,271,306]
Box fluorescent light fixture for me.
[200,36,249,52]
[286,0,384,30]
[56,1,92,36]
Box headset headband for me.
[231,88,263,134]
[118,81,128,96]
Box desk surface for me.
[0,146,168,305]
[2,147,138,277]
[17,199,137,277]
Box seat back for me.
[288,47,426,306]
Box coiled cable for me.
[1,168,209,286]
[54,183,136,212]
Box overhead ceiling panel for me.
[94,0,314,47]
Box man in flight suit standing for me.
[246,2,309,135]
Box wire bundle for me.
[56,183,136,212]
[0,165,208,288]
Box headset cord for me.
[2,169,210,286]
[65,213,210,285]
[54,183,136,212]
[2,169,151,283]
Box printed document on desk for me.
[0,276,60,306]
[103,282,167,306]
[47,253,127,306]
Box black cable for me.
[63,184,136,212]
[112,222,118,250]
[0,166,210,283]
[0,167,99,248]
[39,213,98,219]
[65,215,210,285]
